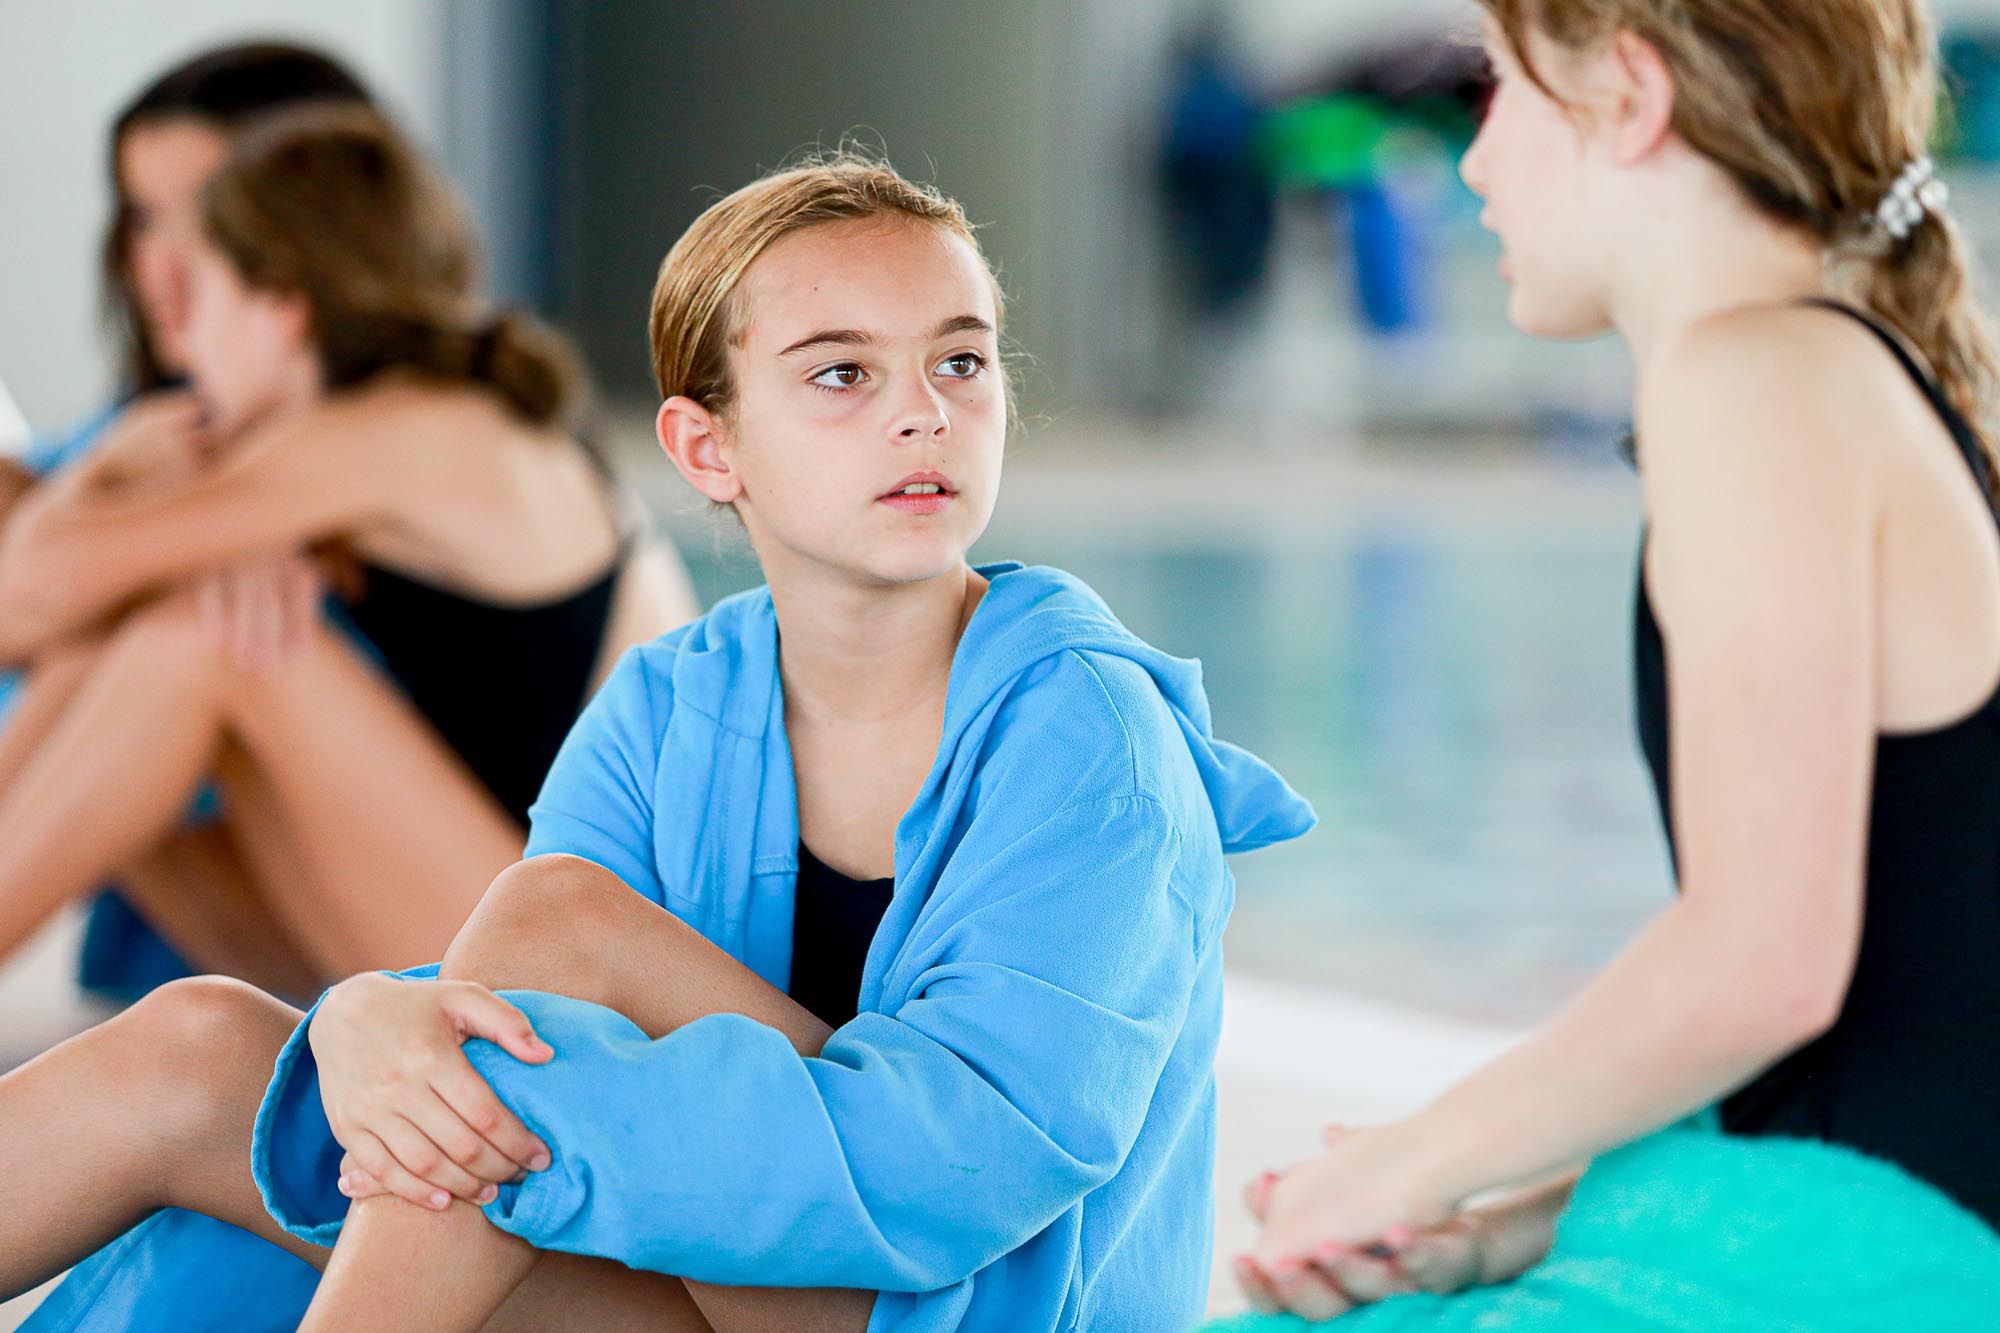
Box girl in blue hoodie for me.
[1,156,1313,1333]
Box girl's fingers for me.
[1399,1221,1480,1294]
[415,1086,522,1189]
[336,1166,389,1201]
[332,1149,390,1201]
[197,576,227,649]
[443,984,555,1065]
[281,558,320,661]
[1233,1255,1286,1315]
[1270,1256,1355,1321]
[1317,1243,1413,1305]
[256,564,286,672]
[1243,1170,1277,1222]
[344,1130,453,1211]
[228,568,262,672]
[234,566,267,671]
[430,1059,550,1174]
[379,1114,489,1203]
[258,563,289,672]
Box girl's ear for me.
[1607,30,1676,166]
[273,289,315,354]
[656,396,744,504]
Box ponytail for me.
[204,104,593,432]
[475,313,586,428]
[1856,216,2000,496]
[308,309,586,430]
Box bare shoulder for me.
[329,378,598,495]
[332,377,529,451]
[1636,304,1912,516]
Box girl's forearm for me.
[1401,901,1833,1210]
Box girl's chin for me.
[1507,291,1611,343]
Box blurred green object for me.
[1263,94,1477,190]
[1263,96,1391,189]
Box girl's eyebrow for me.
[777,314,994,359]
[778,328,871,358]
[934,314,994,339]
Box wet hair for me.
[201,103,586,428]
[1480,0,2000,482]
[647,151,1004,417]
[105,41,375,392]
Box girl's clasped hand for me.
[307,973,554,1211]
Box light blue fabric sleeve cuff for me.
[250,964,444,1247]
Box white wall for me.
[0,1,444,428]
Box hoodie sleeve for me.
[455,789,1195,1291]
[520,645,667,905]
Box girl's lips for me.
[878,491,954,515]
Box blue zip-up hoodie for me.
[25,563,1313,1333]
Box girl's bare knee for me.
[124,976,294,1132]
[440,859,629,990]
[101,590,224,684]
[130,975,270,1050]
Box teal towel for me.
[1203,1127,2000,1331]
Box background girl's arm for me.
[0,386,446,653]
[1257,310,1881,1262]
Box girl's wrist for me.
[1379,1114,1474,1222]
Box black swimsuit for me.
[344,559,620,827]
[788,843,896,1029]
[1634,300,2000,1227]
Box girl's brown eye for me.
[809,362,866,390]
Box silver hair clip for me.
[1871,155,1950,242]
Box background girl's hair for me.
[202,103,588,430]
[1479,0,2000,485]
[105,42,375,393]
[647,149,1003,416]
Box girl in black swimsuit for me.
[0,104,693,999]
[1235,0,2000,1319]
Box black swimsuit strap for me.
[1797,298,1997,504]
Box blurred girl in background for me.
[0,42,376,999]
[0,103,694,999]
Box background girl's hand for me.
[195,550,322,674]
[1238,1125,1569,1317]
[85,392,212,489]
[307,972,556,1211]
[1237,1123,1458,1314]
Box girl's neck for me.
[1610,179,1830,374]
[232,358,326,437]
[770,561,987,726]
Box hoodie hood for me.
[944,562,1315,854]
